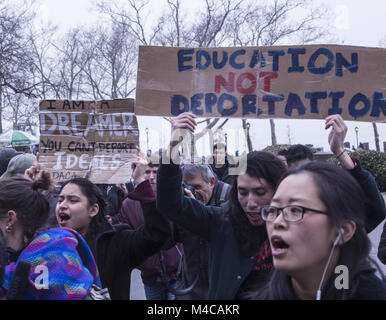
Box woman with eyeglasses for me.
[258,161,386,300]
[159,112,385,300]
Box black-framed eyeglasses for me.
[261,205,328,222]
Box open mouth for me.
[271,235,289,257]
[246,212,262,223]
[58,212,71,224]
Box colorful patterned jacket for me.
[3,228,101,300]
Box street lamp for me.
[145,127,149,150]
[246,122,250,138]
[354,126,359,149]
[246,122,251,153]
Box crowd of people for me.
[0,113,385,300]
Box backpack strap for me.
[219,182,231,203]
[158,250,198,296]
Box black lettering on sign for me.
[40,138,62,153]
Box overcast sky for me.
[34,0,386,154]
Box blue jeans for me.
[144,281,176,300]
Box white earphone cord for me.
[316,230,343,300]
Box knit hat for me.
[0,148,22,176]
[0,153,36,180]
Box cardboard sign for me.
[135,45,386,122]
[39,99,138,184]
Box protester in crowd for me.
[0,153,36,180]
[276,149,288,169]
[0,148,22,177]
[285,144,314,169]
[209,143,235,185]
[94,184,119,225]
[170,163,232,300]
[182,164,231,206]
[24,153,60,229]
[119,156,182,300]
[0,173,102,299]
[157,112,286,300]
[284,115,385,233]
[325,115,385,232]
[55,156,171,299]
[106,183,131,224]
[258,161,386,300]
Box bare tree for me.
[187,0,242,47]
[269,119,277,146]
[242,119,253,152]
[50,28,87,100]
[372,122,380,152]
[0,0,41,133]
[96,0,166,46]
[28,22,59,100]
[227,0,330,47]
[287,122,292,145]
[81,23,137,100]
[3,84,39,131]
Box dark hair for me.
[286,144,313,168]
[213,143,227,153]
[277,149,288,157]
[0,173,52,243]
[60,178,112,255]
[258,161,375,300]
[229,151,287,254]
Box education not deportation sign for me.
[39,99,139,184]
[135,45,386,122]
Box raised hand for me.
[325,115,347,155]
[132,157,149,186]
[24,152,41,182]
[171,112,197,131]
[184,187,196,199]
[168,112,197,164]
[135,145,147,161]
[170,112,197,143]
[325,115,354,169]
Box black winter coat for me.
[95,200,171,300]
[210,159,235,186]
[347,159,385,233]
[157,161,385,299]
[256,268,386,300]
[174,179,231,300]
[157,164,270,300]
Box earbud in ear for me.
[333,228,344,246]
